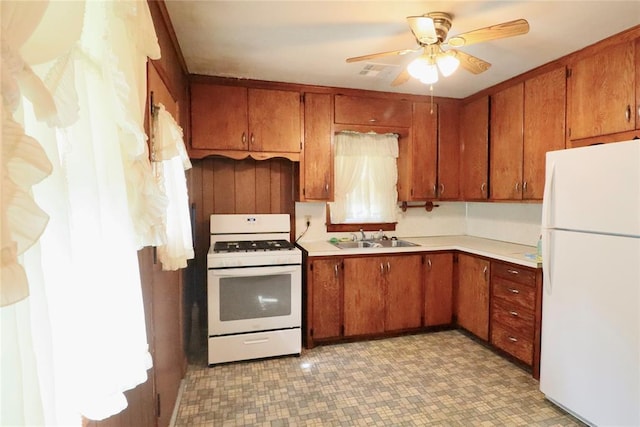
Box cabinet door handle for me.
[483,265,488,281]
[509,311,519,317]
[242,132,247,145]
[507,269,519,275]
[250,133,255,145]
[380,263,384,275]
[481,182,487,194]
[439,183,445,196]
[515,182,520,192]
[507,336,518,343]
[626,105,632,122]
[386,261,391,273]
[522,181,528,193]
[334,264,339,278]
[324,182,329,194]
[427,258,432,269]
[508,288,520,294]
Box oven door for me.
[207,264,301,336]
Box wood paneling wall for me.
[188,157,297,322]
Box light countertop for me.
[297,235,541,269]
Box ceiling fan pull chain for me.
[430,84,434,114]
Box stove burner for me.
[214,239,295,253]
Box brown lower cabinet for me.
[456,253,490,340]
[304,251,541,378]
[343,255,423,336]
[490,260,543,379]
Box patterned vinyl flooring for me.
[174,330,583,426]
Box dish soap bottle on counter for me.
[536,235,542,262]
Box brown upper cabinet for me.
[490,67,566,201]
[190,82,302,159]
[460,96,489,200]
[490,83,524,200]
[437,102,461,200]
[523,67,567,199]
[406,101,438,200]
[334,94,412,128]
[567,40,636,143]
[301,92,333,201]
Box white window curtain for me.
[330,131,399,224]
[1,0,163,425]
[152,103,194,270]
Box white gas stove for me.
[206,214,302,365]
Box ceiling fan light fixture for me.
[436,52,460,77]
[407,56,430,79]
[419,64,439,84]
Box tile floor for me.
[174,329,583,426]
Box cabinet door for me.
[410,102,438,200]
[334,94,412,127]
[302,93,333,200]
[523,67,566,200]
[248,88,301,153]
[568,41,635,140]
[490,83,524,200]
[457,253,490,340]
[460,96,489,200]
[343,257,385,336]
[309,258,342,340]
[425,253,454,326]
[385,255,422,331]
[438,103,460,200]
[190,83,248,150]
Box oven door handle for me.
[210,265,300,277]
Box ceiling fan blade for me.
[346,48,418,63]
[407,16,438,45]
[447,19,529,47]
[391,68,410,86]
[454,50,491,74]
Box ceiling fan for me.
[346,12,530,86]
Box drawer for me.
[334,95,412,127]
[492,277,536,310]
[491,322,533,365]
[491,299,534,337]
[491,262,536,286]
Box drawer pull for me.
[507,336,518,343]
[507,269,519,275]
[244,338,269,345]
[509,311,519,317]
[508,288,520,294]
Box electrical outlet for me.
[304,215,312,225]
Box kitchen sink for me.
[331,239,419,249]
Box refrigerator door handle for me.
[542,229,553,295]
[541,162,556,230]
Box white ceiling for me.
[164,1,640,99]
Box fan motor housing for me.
[426,12,453,43]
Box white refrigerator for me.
[540,140,640,426]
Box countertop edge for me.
[297,236,541,269]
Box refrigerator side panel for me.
[540,229,640,426]
[544,141,640,236]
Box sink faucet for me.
[359,228,366,241]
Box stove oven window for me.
[219,274,292,321]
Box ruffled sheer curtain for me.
[330,131,399,223]
[1,0,164,425]
[152,103,194,270]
